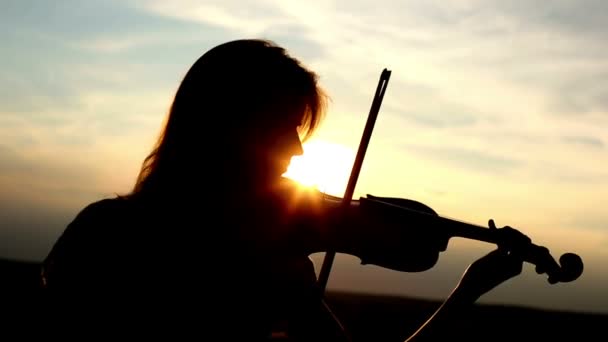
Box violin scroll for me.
[557,253,584,282]
[489,224,583,284]
[532,249,584,284]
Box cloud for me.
[376,79,479,129]
[0,144,97,191]
[569,217,608,232]
[127,0,608,127]
[129,0,327,62]
[405,144,522,174]
[2,0,220,44]
[386,105,478,129]
[486,0,607,38]
[129,0,285,34]
[427,1,608,118]
[0,65,83,117]
[527,159,608,184]
[259,25,328,62]
[547,73,608,116]
[561,136,605,149]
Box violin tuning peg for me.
[535,265,545,274]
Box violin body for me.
[354,195,446,273]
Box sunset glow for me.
[283,140,355,197]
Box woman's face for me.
[266,124,304,177]
[249,108,305,186]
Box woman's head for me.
[131,39,328,197]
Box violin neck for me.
[361,196,498,245]
[440,216,498,244]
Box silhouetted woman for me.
[42,39,525,341]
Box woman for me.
[42,39,525,341]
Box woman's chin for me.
[271,163,290,177]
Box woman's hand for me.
[453,219,527,302]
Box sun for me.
[282,139,355,197]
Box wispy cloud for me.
[528,159,608,184]
[561,136,605,149]
[129,0,286,35]
[569,216,608,232]
[405,144,522,174]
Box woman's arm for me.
[404,246,524,341]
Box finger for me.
[486,248,507,257]
[504,253,524,277]
[489,219,497,230]
[489,220,511,252]
[535,264,545,274]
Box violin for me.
[358,194,584,284]
[317,68,584,289]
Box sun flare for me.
[283,139,355,197]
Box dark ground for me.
[1,258,605,341]
[325,291,607,341]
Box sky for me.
[1,0,607,314]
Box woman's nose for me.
[278,129,304,158]
[289,130,304,156]
[292,138,304,156]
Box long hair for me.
[128,39,328,199]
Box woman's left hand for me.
[452,219,527,302]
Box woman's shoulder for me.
[78,196,132,216]
[68,196,135,227]
[53,197,136,246]
[42,197,136,276]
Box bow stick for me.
[317,68,392,293]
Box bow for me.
[317,68,392,293]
